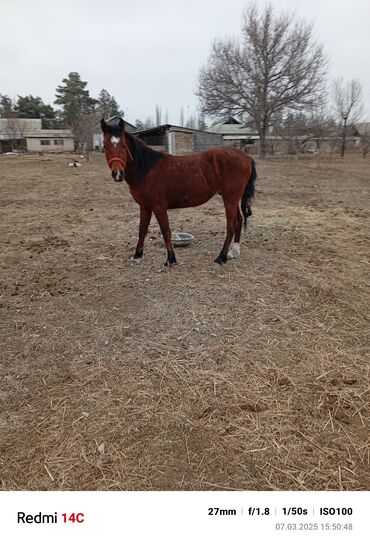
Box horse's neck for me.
[125,135,164,182]
[124,137,144,185]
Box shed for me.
[133,124,223,155]
[0,118,74,153]
[206,117,259,149]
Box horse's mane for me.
[125,132,164,176]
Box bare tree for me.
[143,116,154,129]
[272,112,309,157]
[307,107,336,155]
[272,105,334,157]
[185,114,197,129]
[6,116,26,153]
[359,126,370,159]
[75,112,99,160]
[155,104,162,126]
[197,113,207,130]
[197,3,327,158]
[179,107,184,126]
[332,78,363,157]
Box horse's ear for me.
[118,118,125,132]
[101,118,107,133]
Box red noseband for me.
[106,143,133,170]
[107,156,126,169]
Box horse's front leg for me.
[153,207,177,266]
[132,205,152,261]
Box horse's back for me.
[200,146,253,185]
[165,146,252,174]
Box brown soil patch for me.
[0,152,369,490]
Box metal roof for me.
[95,116,136,132]
[0,118,74,140]
[353,122,370,135]
[206,120,257,136]
[223,135,260,140]
[133,124,218,136]
[0,129,74,140]
[133,124,196,136]
[25,129,74,138]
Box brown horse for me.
[101,118,256,266]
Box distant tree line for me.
[0,72,124,154]
[135,106,207,132]
[197,2,367,158]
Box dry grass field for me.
[0,151,369,491]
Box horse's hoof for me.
[227,243,240,260]
[165,260,177,267]
[214,256,227,265]
[132,249,143,261]
[212,261,223,269]
[130,256,142,263]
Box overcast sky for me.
[1,0,369,124]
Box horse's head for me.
[101,118,131,183]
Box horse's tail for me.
[241,158,257,228]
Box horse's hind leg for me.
[214,202,237,265]
[132,206,152,261]
[227,206,243,260]
[153,207,177,266]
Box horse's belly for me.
[165,173,216,208]
[167,188,214,209]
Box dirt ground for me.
[0,151,369,491]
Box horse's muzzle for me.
[112,169,125,183]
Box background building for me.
[206,117,259,151]
[0,118,74,153]
[133,124,223,154]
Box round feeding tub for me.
[171,232,194,247]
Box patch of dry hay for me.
[0,153,369,490]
